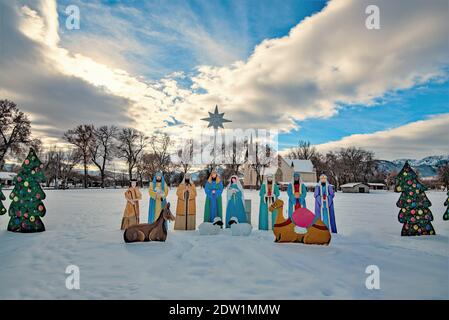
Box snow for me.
[0,188,448,299]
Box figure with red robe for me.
[287,171,307,219]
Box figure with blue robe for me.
[314,174,337,233]
[203,171,223,224]
[225,175,247,228]
[258,173,280,230]
[287,171,307,219]
[148,171,169,223]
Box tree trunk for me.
[128,166,133,181]
[83,157,88,189]
[100,171,105,188]
[0,149,8,171]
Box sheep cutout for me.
[198,217,224,235]
[229,217,252,236]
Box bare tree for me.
[58,149,82,188]
[322,147,376,188]
[149,133,172,174]
[386,171,398,189]
[438,161,449,191]
[90,125,118,188]
[0,100,32,169]
[138,152,158,183]
[289,140,320,160]
[116,128,148,180]
[338,147,375,183]
[175,138,194,176]
[323,151,341,188]
[63,125,94,188]
[42,147,81,188]
[248,141,274,189]
[42,146,58,187]
[223,138,246,177]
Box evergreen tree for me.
[8,148,46,233]
[0,184,6,216]
[395,162,435,236]
[443,191,449,221]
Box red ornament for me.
[24,159,30,165]
[24,213,29,219]
[38,205,44,212]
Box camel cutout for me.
[124,203,175,243]
[269,199,331,245]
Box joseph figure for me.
[174,174,197,230]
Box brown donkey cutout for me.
[124,203,175,243]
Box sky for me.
[0,0,448,160]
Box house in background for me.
[243,156,317,190]
[368,183,387,190]
[288,159,317,187]
[340,183,370,193]
[0,172,17,187]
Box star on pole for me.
[201,105,232,129]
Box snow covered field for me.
[0,188,447,300]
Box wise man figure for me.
[258,173,280,230]
[287,171,307,219]
[203,170,223,224]
[174,173,197,230]
[148,171,169,223]
[314,174,337,233]
[121,179,142,230]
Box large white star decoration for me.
[201,105,232,130]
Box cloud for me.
[0,0,448,160]
[0,0,132,145]
[181,0,449,131]
[315,114,449,160]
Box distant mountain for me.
[377,155,449,177]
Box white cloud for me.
[182,0,449,131]
[1,0,448,159]
[315,114,449,160]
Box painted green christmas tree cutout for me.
[443,191,449,221]
[8,148,47,233]
[395,161,435,236]
[0,184,7,216]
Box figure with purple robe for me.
[314,174,337,233]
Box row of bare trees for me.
[61,125,176,188]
